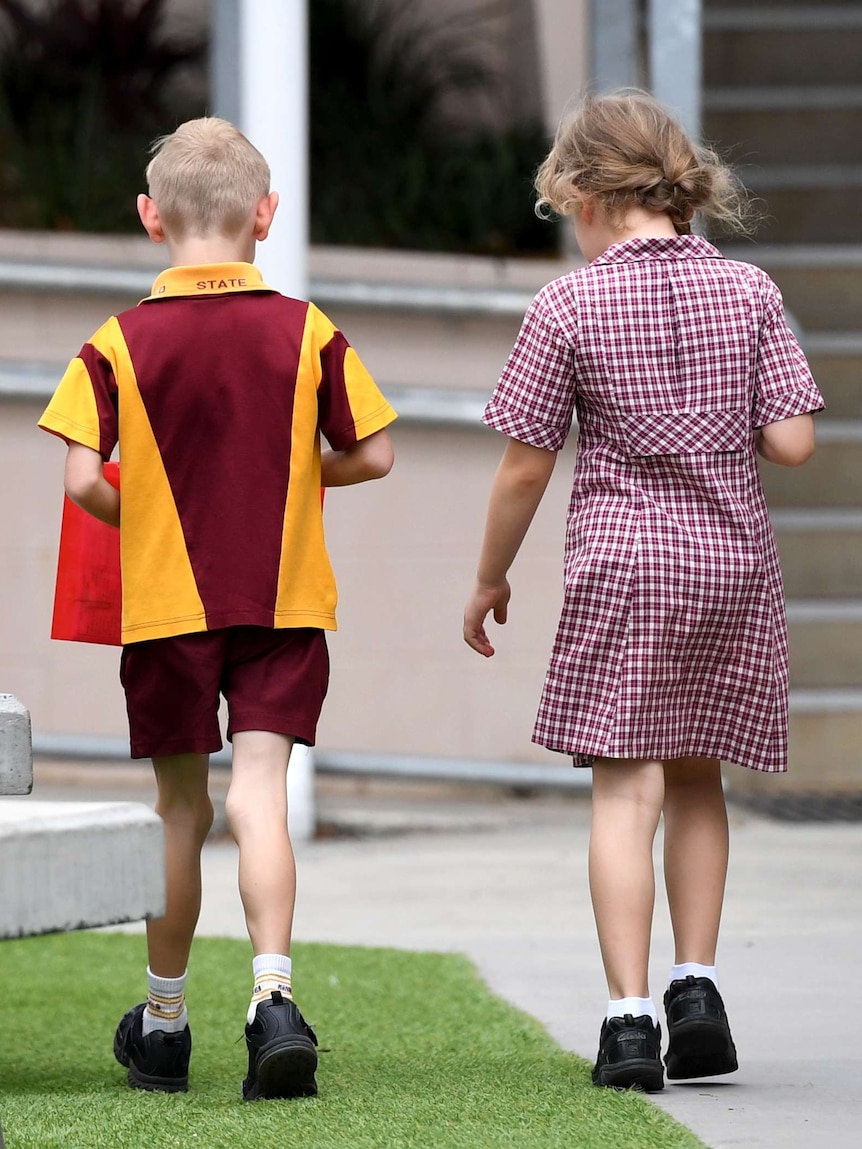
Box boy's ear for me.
[137,194,167,244]
[253,191,279,242]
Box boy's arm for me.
[463,437,557,658]
[64,442,120,527]
[320,428,394,487]
[755,413,816,467]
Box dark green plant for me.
[309,0,554,255]
[0,0,204,231]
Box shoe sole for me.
[592,1059,664,1092]
[665,1019,738,1080]
[243,1038,318,1101]
[127,1063,189,1093]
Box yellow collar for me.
[143,262,273,301]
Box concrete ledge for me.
[0,800,164,938]
[0,694,32,795]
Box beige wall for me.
[0,232,580,767]
[0,400,577,766]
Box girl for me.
[463,91,823,1092]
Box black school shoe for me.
[113,1002,191,1093]
[243,990,319,1101]
[592,1014,664,1091]
[664,976,738,1080]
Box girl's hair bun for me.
[535,90,757,235]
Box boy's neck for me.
[165,233,256,268]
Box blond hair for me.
[145,117,270,239]
[535,91,754,235]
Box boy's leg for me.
[115,633,223,1091]
[661,756,737,1079]
[225,729,318,1101]
[221,627,327,1100]
[224,730,295,955]
[589,758,665,1091]
[113,754,212,1093]
[147,753,214,977]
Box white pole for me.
[238,0,308,299]
[210,0,240,125]
[648,0,702,139]
[237,0,315,839]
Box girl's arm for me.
[320,428,394,487]
[64,442,120,526]
[463,437,557,657]
[756,413,816,467]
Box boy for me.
[38,118,396,1100]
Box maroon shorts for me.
[120,626,329,760]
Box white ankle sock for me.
[668,963,718,988]
[143,967,188,1035]
[607,997,658,1025]
[248,953,292,1024]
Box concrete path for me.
[39,762,862,1149]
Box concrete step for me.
[787,602,862,688]
[705,17,862,88]
[742,185,862,245]
[706,87,862,113]
[806,334,862,418]
[722,247,862,332]
[788,691,862,791]
[773,509,862,597]
[725,688,862,796]
[704,107,862,166]
[0,694,32,795]
[760,423,862,507]
[705,3,862,28]
[0,799,164,938]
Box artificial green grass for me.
[0,934,705,1149]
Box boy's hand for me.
[463,580,511,657]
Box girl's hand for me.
[463,581,511,657]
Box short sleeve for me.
[38,322,119,458]
[483,293,576,451]
[752,281,824,428]
[312,306,397,450]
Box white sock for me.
[143,967,188,1035]
[248,953,293,1024]
[668,963,718,989]
[607,997,658,1025]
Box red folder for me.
[51,462,122,646]
[50,469,326,648]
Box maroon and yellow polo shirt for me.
[39,262,397,644]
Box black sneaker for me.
[664,976,738,1080]
[113,1002,191,1093]
[242,991,318,1101]
[591,1014,664,1091]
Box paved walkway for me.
[37,762,862,1149]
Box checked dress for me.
[484,235,824,772]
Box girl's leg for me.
[662,757,728,965]
[661,757,737,1079]
[224,730,296,955]
[146,753,214,977]
[589,759,665,999]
